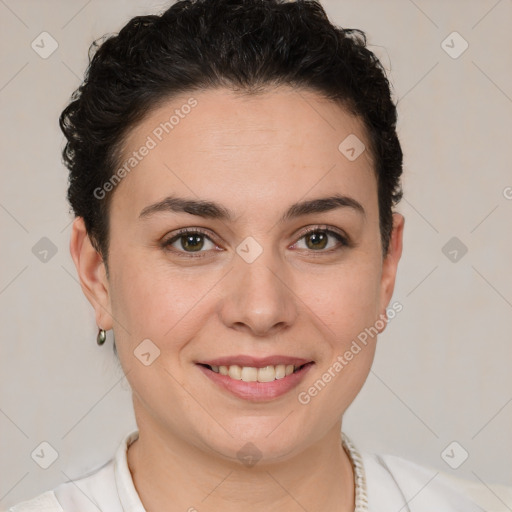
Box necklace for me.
[341,432,369,511]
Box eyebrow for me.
[138,193,366,223]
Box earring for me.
[97,328,107,346]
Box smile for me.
[200,363,308,382]
[196,360,315,401]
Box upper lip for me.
[197,355,313,368]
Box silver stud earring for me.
[97,328,107,346]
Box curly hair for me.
[59,0,403,266]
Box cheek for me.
[297,252,381,395]
[294,263,381,419]
[108,252,222,346]
[302,255,382,334]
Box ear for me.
[376,212,404,331]
[69,217,113,330]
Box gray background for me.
[1,0,511,509]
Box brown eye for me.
[163,229,216,255]
[305,231,328,250]
[294,228,348,252]
[179,233,205,252]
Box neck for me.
[127,410,355,512]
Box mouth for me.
[195,358,315,401]
[197,362,313,382]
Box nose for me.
[218,249,299,338]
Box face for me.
[72,86,403,463]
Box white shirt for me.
[8,429,486,512]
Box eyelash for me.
[161,226,350,258]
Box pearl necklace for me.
[341,432,369,511]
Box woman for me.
[9,0,485,510]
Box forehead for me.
[112,86,377,221]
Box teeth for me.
[210,363,301,382]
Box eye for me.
[162,228,218,256]
[292,226,349,252]
[161,225,350,258]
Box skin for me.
[70,86,404,512]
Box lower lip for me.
[197,363,314,402]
